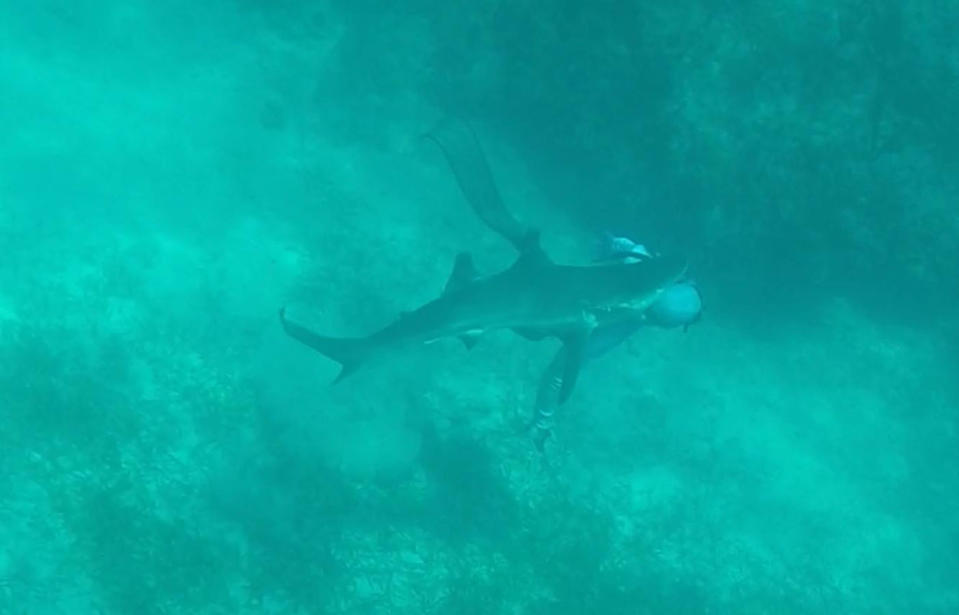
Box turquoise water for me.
[2,2,957,613]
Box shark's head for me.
[590,253,689,314]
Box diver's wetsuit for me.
[426,118,702,450]
[530,282,701,450]
[531,319,644,449]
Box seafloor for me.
[2,3,957,614]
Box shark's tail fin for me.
[279,308,368,382]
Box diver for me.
[528,233,702,451]
[426,118,701,450]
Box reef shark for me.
[281,118,688,403]
[280,230,685,403]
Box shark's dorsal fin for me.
[511,229,551,269]
[443,252,479,295]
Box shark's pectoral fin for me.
[513,326,551,341]
[557,324,594,405]
[459,330,482,350]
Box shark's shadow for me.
[416,421,518,544]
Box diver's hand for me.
[596,232,653,263]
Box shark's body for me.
[281,118,689,405]
[281,234,686,403]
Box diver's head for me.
[645,282,702,329]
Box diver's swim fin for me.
[427,117,529,252]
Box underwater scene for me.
[2,2,958,613]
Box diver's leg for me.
[529,322,645,450]
[531,346,567,451]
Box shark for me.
[280,118,687,403]
[280,232,685,403]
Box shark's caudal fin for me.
[279,308,368,382]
